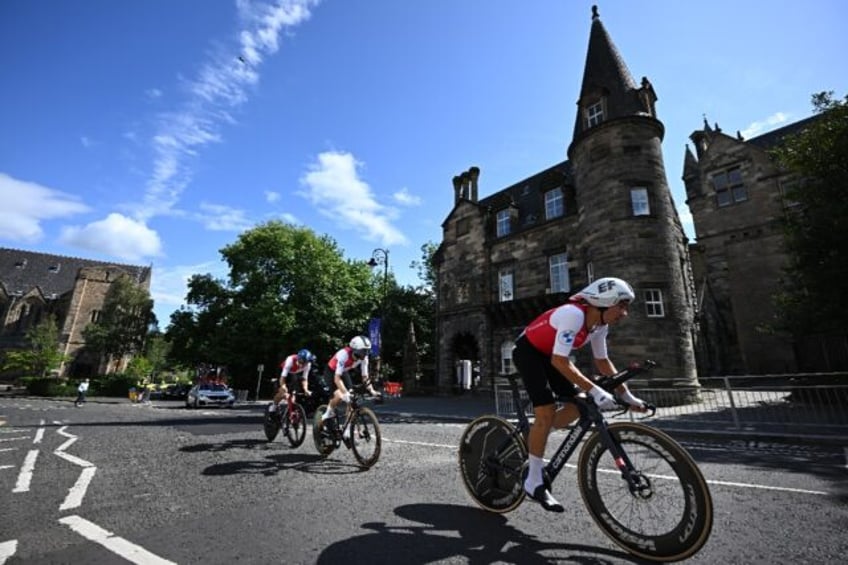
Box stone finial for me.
[737,130,744,141]
[592,5,599,20]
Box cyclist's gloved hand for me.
[589,385,618,411]
[618,389,647,411]
[341,392,352,403]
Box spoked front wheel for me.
[578,422,713,562]
[349,407,381,468]
[458,415,527,514]
[284,403,307,448]
[263,406,280,442]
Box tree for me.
[83,275,156,371]
[1,316,69,377]
[772,91,848,333]
[165,221,378,390]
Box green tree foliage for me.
[1,316,69,377]
[83,275,156,368]
[165,221,378,389]
[772,91,848,332]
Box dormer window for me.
[48,264,61,273]
[496,209,511,237]
[544,188,564,219]
[586,101,605,128]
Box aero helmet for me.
[349,336,372,359]
[297,349,312,362]
[573,277,635,309]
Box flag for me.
[368,317,381,356]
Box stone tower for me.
[567,6,698,387]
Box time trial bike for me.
[458,361,713,563]
[312,384,382,468]
[263,389,307,448]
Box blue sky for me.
[2,0,846,327]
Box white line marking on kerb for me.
[12,449,38,493]
[59,515,177,565]
[0,539,18,564]
[60,467,97,510]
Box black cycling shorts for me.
[323,366,354,393]
[512,335,578,408]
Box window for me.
[496,209,510,237]
[586,101,604,128]
[549,253,570,293]
[779,177,801,210]
[631,187,650,216]
[500,341,515,375]
[544,188,564,219]
[587,261,594,284]
[499,270,514,302]
[90,310,101,323]
[712,167,747,207]
[644,289,665,318]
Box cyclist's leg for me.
[271,378,287,409]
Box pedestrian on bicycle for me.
[513,277,647,512]
[269,349,313,413]
[320,336,380,433]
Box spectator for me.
[75,379,90,407]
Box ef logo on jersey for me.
[558,330,575,345]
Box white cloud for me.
[150,259,227,322]
[146,88,163,99]
[0,173,90,243]
[740,112,790,139]
[60,213,162,261]
[137,0,318,222]
[265,190,280,203]
[280,212,299,224]
[197,202,254,231]
[80,136,93,148]
[393,187,422,206]
[299,151,408,245]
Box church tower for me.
[567,6,698,388]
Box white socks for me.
[322,406,334,421]
[524,455,545,492]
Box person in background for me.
[75,378,90,407]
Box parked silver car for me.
[185,383,236,408]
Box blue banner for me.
[368,317,382,356]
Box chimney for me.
[460,171,470,200]
[452,175,462,204]
[468,166,480,202]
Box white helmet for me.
[349,335,372,359]
[573,277,635,308]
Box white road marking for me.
[33,427,45,444]
[59,467,97,510]
[0,465,13,471]
[0,437,28,443]
[0,448,17,453]
[12,449,38,493]
[59,515,177,565]
[384,436,834,497]
[56,426,78,452]
[54,451,94,468]
[0,540,18,564]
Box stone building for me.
[433,7,699,392]
[683,115,832,374]
[0,247,151,378]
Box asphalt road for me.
[1,397,846,564]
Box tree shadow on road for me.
[317,502,649,564]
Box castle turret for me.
[567,6,698,390]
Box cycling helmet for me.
[572,277,635,309]
[349,335,372,359]
[297,349,312,363]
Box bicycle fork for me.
[593,422,654,499]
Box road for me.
[1,397,846,564]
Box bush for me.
[22,377,75,397]
[94,373,139,397]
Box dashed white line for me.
[0,448,17,453]
[0,540,18,564]
[0,437,28,443]
[59,515,177,565]
[12,449,38,493]
[0,465,13,471]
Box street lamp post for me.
[368,248,389,378]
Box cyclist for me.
[269,349,313,413]
[513,277,647,512]
[320,336,380,434]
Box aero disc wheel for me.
[285,403,307,448]
[263,406,280,442]
[458,415,527,513]
[350,407,382,468]
[577,422,713,562]
[311,404,334,457]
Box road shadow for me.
[317,503,649,564]
[197,443,366,477]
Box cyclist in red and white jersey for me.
[513,277,647,512]
[269,349,313,413]
[320,336,380,426]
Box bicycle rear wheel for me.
[311,404,334,457]
[458,415,527,513]
[285,403,307,448]
[263,405,280,442]
[349,407,381,468]
[577,422,713,562]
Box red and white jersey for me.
[280,354,310,377]
[522,301,609,359]
[328,346,369,378]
